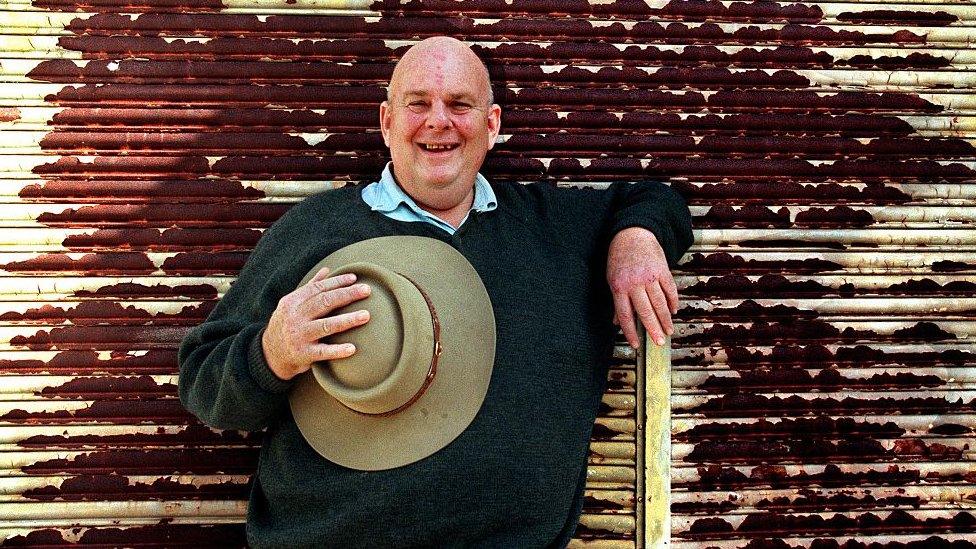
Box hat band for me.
[344,272,442,418]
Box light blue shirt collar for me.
[361,162,497,234]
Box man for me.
[179,37,692,547]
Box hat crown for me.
[312,262,436,416]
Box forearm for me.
[605,180,693,266]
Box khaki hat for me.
[288,236,496,471]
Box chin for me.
[420,172,462,189]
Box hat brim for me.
[288,236,496,471]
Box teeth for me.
[424,144,454,150]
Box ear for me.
[379,101,391,148]
[486,104,502,151]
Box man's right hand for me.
[261,267,372,381]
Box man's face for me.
[380,46,501,208]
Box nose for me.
[426,101,452,131]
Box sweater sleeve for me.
[602,180,694,267]
[177,202,315,432]
[513,180,693,267]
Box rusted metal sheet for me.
[1,0,975,547]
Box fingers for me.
[614,281,676,348]
[646,282,673,338]
[612,291,639,349]
[309,266,332,284]
[294,270,356,307]
[301,279,371,318]
[661,273,679,315]
[629,285,666,347]
[309,342,358,361]
[308,310,370,340]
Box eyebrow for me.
[402,91,478,102]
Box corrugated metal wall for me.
[0,0,974,547]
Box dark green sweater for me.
[178,180,692,547]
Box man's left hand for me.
[607,227,678,348]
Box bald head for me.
[388,37,494,107]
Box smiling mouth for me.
[420,143,460,152]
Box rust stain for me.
[23,474,247,502]
[679,300,814,321]
[571,522,634,540]
[372,0,826,22]
[19,59,809,89]
[496,111,921,137]
[605,370,632,392]
[44,82,385,108]
[684,275,832,298]
[884,279,976,296]
[61,229,261,250]
[20,447,259,475]
[207,156,385,178]
[503,135,973,159]
[10,325,188,350]
[62,36,947,72]
[688,509,976,537]
[793,206,885,228]
[676,491,925,514]
[680,320,957,346]
[48,107,371,130]
[700,205,878,228]
[35,0,226,11]
[735,239,849,250]
[74,282,219,299]
[0,253,157,275]
[685,437,962,464]
[19,179,267,203]
[933,260,976,273]
[681,253,844,274]
[693,536,976,549]
[0,107,21,122]
[639,113,918,136]
[1,399,193,423]
[35,204,288,227]
[39,375,177,397]
[684,276,976,299]
[687,393,974,416]
[32,155,211,176]
[37,131,383,155]
[590,421,632,441]
[682,418,906,440]
[582,493,632,513]
[0,524,246,547]
[836,10,960,26]
[510,87,945,113]
[159,252,250,275]
[705,344,976,369]
[18,424,258,452]
[0,350,178,375]
[672,500,738,514]
[697,205,792,229]
[838,52,952,69]
[39,82,945,114]
[0,302,212,325]
[692,463,938,490]
[699,368,947,393]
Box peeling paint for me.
[4,1,976,546]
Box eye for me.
[451,102,473,113]
[406,100,429,113]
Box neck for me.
[390,168,477,229]
[410,186,475,228]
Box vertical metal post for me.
[642,334,671,548]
